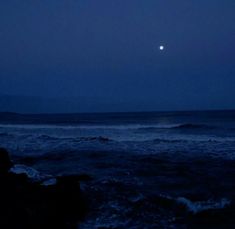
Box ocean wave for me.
[176,197,231,214]
[0,123,215,131]
[151,138,187,143]
[73,136,112,143]
[10,164,53,183]
[172,123,215,130]
[0,132,13,137]
[37,135,60,141]
[153,194,231,214]
[35,135,113,143]
[149,136,235,143]
[136,123,215,131]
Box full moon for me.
[159,45,164,50]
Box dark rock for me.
[0,147,13,173]
[58,174,93,182]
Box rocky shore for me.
[1,147,235,229]
[0,147,87,229]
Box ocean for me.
[1,110,235,228]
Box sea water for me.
[1,110,235,228]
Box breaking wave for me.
[172,123,215,130]
[154,194,231,214]
[35,135,113,142]
[138,123,215,131]
[176,197,231,214]
[72,136,113,142]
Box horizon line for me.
[1,108,235,116]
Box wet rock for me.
[0,147,13,173]
[60,173,93,182]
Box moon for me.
[159,45,164,51]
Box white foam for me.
[0,123,181,130]
[10,164,51,183]
[176,197,231,214]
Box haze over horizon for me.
[0,0,235,113]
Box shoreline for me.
[1,147,235,228]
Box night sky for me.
[0,0,235,112]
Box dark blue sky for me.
[0,0,235,112]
